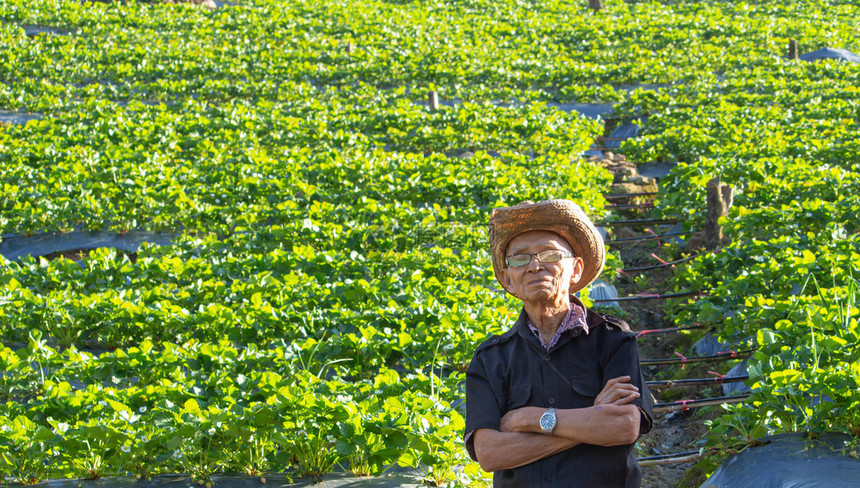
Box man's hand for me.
[594,375,640,406]
[501,376,641,434]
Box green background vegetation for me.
[0,0,858,484]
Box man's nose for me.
[526,255,545,271]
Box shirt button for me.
[548,397,555,405]
[544,355,550,361]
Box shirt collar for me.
[526,298,589,351]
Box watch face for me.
[540,415,553,429]
[540,412,556,431]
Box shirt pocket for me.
[504,384,532,413]
[569,375,602,400]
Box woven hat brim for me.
[489,199,605,296]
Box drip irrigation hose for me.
[637,450,707,466]
[635,323,709,337]
[595,218,679,226]
[640,349,755,366]
[621,253,702,272]
[603,192,659,200]
[605,230,693,244]
[596,136,635,141]
[592,290,705,303]
[604,202,654,210]
[647,375,749,388]
[652,394,750,413]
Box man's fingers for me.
[610,389,638,403]
[606,384,639,397]
[595,377,641,406]
[605,375,632,386]
[611,390,640,405]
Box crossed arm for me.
[472,376,642,473]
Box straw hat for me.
[489,199,605,296]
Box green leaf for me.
[32,426,56,443]
[182,399,202,415]
[7,278,21,292]
[757,328,777,345]
[335,439,354,455]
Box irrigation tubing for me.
[605,230,693,245]
[595,218,679,226]
[635,323,709,337]
[603,192,658,200]
[596,136,635,142]
[652,394,750,413]
[640,349,755,366]
[605,202,654,210]
[621,253,703,272]
[647,375,749,388]
[637,450,707,466]
[592,290,706,303]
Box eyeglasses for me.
[505,249,573,268]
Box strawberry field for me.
[1,0,859,485]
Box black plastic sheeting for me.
[691,334,751,395]
[636,161,678,179]
[416,98,616,120]
[22,25,70,37]
[588,279,621,309]
[799,47,860,64]
[26,472,426,488]
[552,103,615,119]
[602,120,643,150]
[694,334,727,356]
[721,359,751,395]
[0,231,177,261]
[701,432,860,488]
[414,84,671,121]
[0,109,43,125]
[584,119,647,158]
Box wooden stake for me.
[428,90,439,111]
[346,41,355,54]
[705,176,733,250]
[788,39,799,60]
[588,0,603,12]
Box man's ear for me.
[570,257,585,283]
[499,268,518,298]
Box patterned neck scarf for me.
[527,301,589,351]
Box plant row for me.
[0,332,465,483]
[617,41,860,463]
[0,0,858,110]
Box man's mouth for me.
[527,278,554,287]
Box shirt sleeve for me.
[463,352,502,462]
[601,331,654,436]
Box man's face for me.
[500,230,584,303]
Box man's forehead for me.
[507,230,571,252]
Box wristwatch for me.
[539,407,557,435]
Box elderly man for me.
[464,199,653,488]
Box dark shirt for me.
[464,298,653,488]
